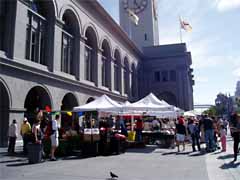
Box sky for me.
[97,0,240,105]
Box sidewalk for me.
[0,137,239,180]
[206,135,240,180]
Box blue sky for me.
[97,0,240,105]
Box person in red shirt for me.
[135,119,143,142]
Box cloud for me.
[195,77,209,83]
[215,0,240,12]
[233,67,240,77]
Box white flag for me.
[126,9,139,25]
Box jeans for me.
[232,132,240,159]
[136,129,142,142]
[205,129,215,151]
[22,134,29,154]
[191,134,201,151]
[8,137,16,153]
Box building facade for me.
[0,0,194,147]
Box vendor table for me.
[142,131,175,148]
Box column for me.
[79,37,86,81]
[53,19,63,72]
[120,65,124,95]
[110,58,115,91]
[97,48,103,87]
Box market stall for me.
[73,95,126,156]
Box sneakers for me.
[50,157,57,161]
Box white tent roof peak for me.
[73,94,121,112]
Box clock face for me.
[122,0,148,14]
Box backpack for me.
[45,120,54,137]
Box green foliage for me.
[203,106,217,116]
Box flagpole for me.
[128,9,132,39]
[179,16,183,43]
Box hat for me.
[23,117,28,121]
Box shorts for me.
[176,133,185,142]
[50,134,59,147]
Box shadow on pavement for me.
[176,151,191,155]
[126,146,158,153]
[6,161,32,167]
[188,152,205,157]
[0,158,27,164]
[220,161,240,169]
[217,154,234,160]
[161,151,176,156]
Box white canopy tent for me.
[73,94,122,112]
[183,111,196,117]
[123,93,174,112]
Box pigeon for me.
[110,171,118,179]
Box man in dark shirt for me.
[203,116,215,152]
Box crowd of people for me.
[175,114,240,161]
[7,112,240,162]
[8,113,60,161]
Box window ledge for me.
[0,50,6,57]
[54,71,76,80]
[112,90,121,95]
[81,79,96,87]
[14,57,49,71]
[100,86,110,91]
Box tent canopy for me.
[124,93,174,111]
[73,94,121,112]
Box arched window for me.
[85,27,98,83]
[114,50,121,92]
[131,64,137,97]
[25,0,55,66]
[124,58,130,95]
[61,10,79,75]
[101,40,111,88]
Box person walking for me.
[229,113,240,161]
[188,119,201,152]
[136,119,143,142]
[20,117,31,154]
[175,117,187,152]
[135,119,143,142]
[50,114,60,161]
[203,116,215,152]
[220,124,227,152]
[8,119,18,154]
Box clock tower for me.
[119,0,159,49]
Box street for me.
[0,136,239,180]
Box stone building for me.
[0,0,194,146]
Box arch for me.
[86,97,95,104]
[60,8,81,76]
[61,92,79,111]
[113,47,122,65]
[101,39,111,88]
[24,86,52,125]
[0,79,11,146]
[61,92,79,129]
[99,36,112,53]
[113,48,122,92]
[25,0,57,66]
[83,23,99,46]
[84,26,99,84]
[157,91,177,107]
[59,4,82,35]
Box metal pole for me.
[179,16,183,43]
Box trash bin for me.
[27,143,42,164]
